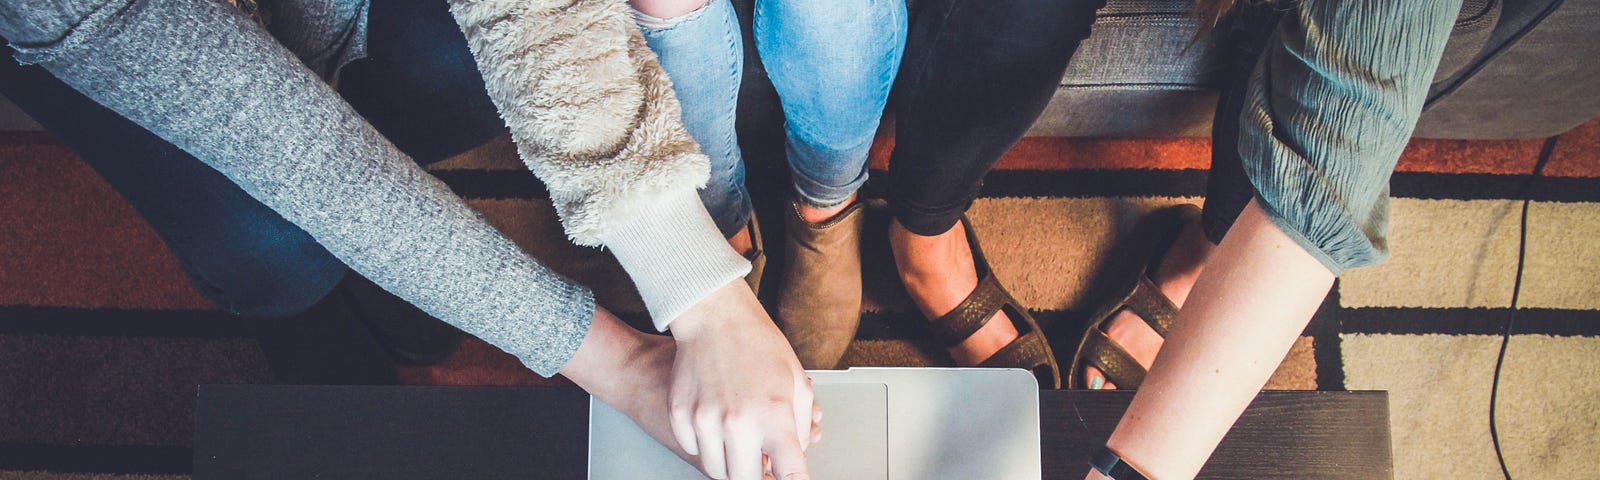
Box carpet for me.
[2,117,1597,478]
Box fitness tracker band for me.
[1089,445,1149,480]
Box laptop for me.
[588,368,1041,479]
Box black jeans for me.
[0,0,505,318]
[885,0,1106,236]
[1202,4,1287,245]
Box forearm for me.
[448,0,747,328]
[1096,200,1334,479]
[560,305,657,399]
[4,0,595,376]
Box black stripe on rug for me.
[0,306,249,338]
[436,168,1600,202]
[1390,172,1600,202]
[1309,286,1348,391]
[1339,307,1600,336]
[0,443,191,475]
[434,169,549,199]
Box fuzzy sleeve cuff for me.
[599,189,751,330]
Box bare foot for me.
[1084,217,1214,389]
[889,218,1020,366]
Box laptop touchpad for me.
[804,382,889,479]
[589,383,889,480]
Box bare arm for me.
[1091,199,1334,479]
[1089,0,1462,475]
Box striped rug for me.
[2,117,1597,479]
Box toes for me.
[1083,366,1119,390]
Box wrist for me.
[560,306,649,395]
[598,189,751,331]
[1089,445,1151,480]
[664,279,751,342]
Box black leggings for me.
[886,0,1106,236]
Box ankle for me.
[727,223,755,258]
[796,194,858,225]
[1150,219,1213,307]
[888,219,964,278]
[889,219,979,319]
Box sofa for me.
[2,0,1595,139]
[1019,0,1600,139]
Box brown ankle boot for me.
[776,200,866,370]
[743,212,767,297]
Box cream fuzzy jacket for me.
[450,0,749,330]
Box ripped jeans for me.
[636,0,907,236]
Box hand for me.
[561,304,818,480]
[667,280,817,480]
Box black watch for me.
[1089,445,1149,480]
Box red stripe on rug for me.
[868,116,1599,177]
[869,136,1212,171]
[1549,116,1600,177]
[0,136,213,310]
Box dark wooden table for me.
[193,385,1390,479]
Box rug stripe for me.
[1547,116,1600,177]
[0,307,247,338]
[1309,289,1348,391]
[434,117,1599,178]
[0,444,190,475]
[434,169,549,199]
[865,117,1599,177]
[433,167,1600,202]
[1340,307,1600,336]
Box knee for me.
[175,224,347,319]
[630,0,712,20]
[755,0,906,83]
[0,2,89,47]
[0,0,135,65]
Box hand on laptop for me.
[668,280,818,480]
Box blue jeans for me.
[639,0,907,236]
[0,0,503,318]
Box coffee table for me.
[193,385,1390,479]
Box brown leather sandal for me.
[1068,204,1199,389]
[923,216,1062,389]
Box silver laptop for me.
[588,368,1041,480]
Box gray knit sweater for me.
[0,0,747,376]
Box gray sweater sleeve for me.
[1237,0,1462,274]
[0,0,594,376]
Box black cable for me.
[1488,134,1559,480]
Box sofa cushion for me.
[1032,0,1599,139]
[1028,0,1221,136]
[1415,0,1600,139]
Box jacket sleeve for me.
[1236,0,1462,274]
[1,0,596,376]
[449,0,749,329]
